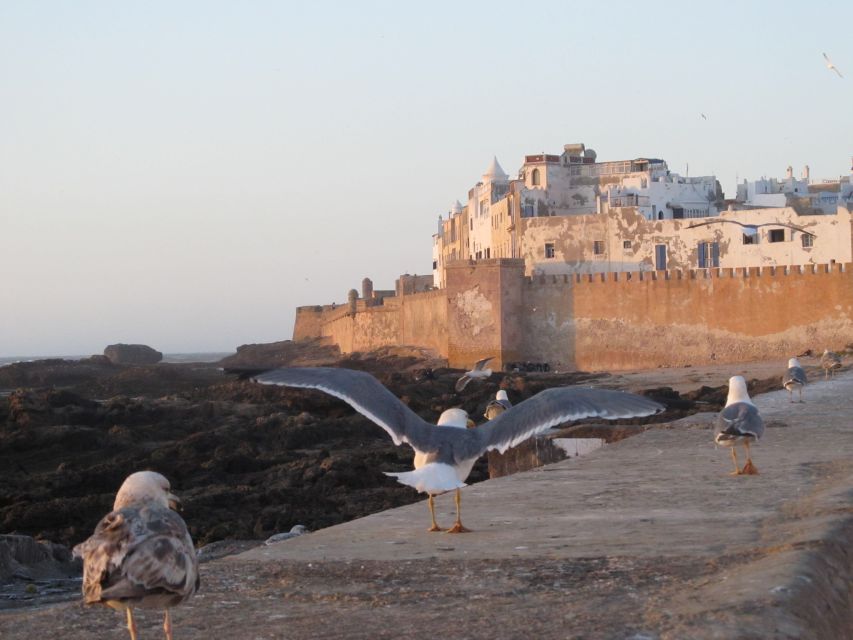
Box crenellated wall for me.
[293,261,853,372]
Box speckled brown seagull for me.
[254,367,664,533]
[73,471,199,640]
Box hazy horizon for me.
[2,1,851,357]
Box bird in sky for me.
[700,113,708,120]
[254,367,663,533]
[687,219,816,238]
[782,357,807,403]
[455,356,494,392]
[73,472,199,640]
[714,376,764,475]
[823,52,843,78]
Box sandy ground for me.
[1,362,851,639]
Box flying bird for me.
[484,389,512,420]
[823,52,843,78]
[714,376,764,475]
[782,357,807,402]
[700,113,708,120]
[687,219,816,238]
[820,349,842,379]
[254,367,664,533]
[455,356,495,392]
[73,471,199,640]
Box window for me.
[593,240,605,255]
[697,241,719,268]
[485,248,490,259]
[623,240,632,250]
[544,243,555,259]
[532,168,541,186]
[742,233,757,245]
[432,260,437,270]
[801,233,814,248]
[768,229,785,243]
[655,244,667,270]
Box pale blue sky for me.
[1,1,851,356]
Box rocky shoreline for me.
[0,342,788,610]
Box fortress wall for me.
[523,264,853,371]
[308,290,449,357]
[297,262,853,372]
[293,306,328,341]
[397,289,449,356]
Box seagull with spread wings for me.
[687,219,816,238]
[254,367,664,533]
[455,356,495,392]
[823,52,843,78]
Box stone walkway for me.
[2,371,852,639]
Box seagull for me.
[782,357,807,402]
[73,471,199,640]
[455,356,494,392]
[823,52,843,78]
[714,376,764,475]
[700,113,708,120]
[821,349,842,379]
[687,219,816,238]
[253,367,664,533]
[484,389,512,420]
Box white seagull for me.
[782,357,807,402]
[254,367,664,533]
[714,376,764,475]
[484,389,512,420]
[73,471,199,640]
[823,52,843,78]
[455,356,495,392]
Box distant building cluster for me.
[432,143,853,287]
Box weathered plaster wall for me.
[395,290,449,356]
[520,207,853,277]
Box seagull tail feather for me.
[385,463,466,494]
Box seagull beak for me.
[168,493,183,512]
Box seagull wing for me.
[470,387,663,455]
[254,367,436,449]
[473,356,495,371]
[75,506,198,605]
[715,402,764,440]
[754,222,815,236]
[823,52,831,63]
[784,366,807,386]
[455,374,472,392]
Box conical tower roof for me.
[483,156,508,182]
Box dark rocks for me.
[103,343,163,365]
[0,535,80,582]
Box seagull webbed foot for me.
[740,460,759,475]
[445,522,471,534]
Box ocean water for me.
[0,353,234,367]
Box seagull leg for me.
[741,441,759,475]
[126,607,138,640]
[445,489,471,534]
[729,448,742,475]
[427,495,443,532]
[164,609,173,640]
